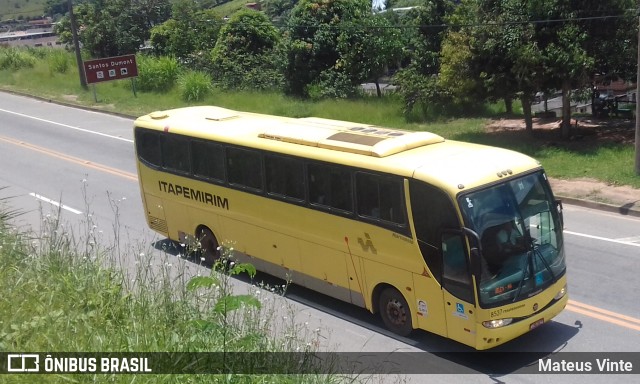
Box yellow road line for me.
[566,304,640,331]
[0,134,138,182]
[567,300,640,331]
[569,300,640,325]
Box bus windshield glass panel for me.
[458,171,566,307]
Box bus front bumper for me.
[474,293,568,350]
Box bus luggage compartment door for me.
[144,193,168,236]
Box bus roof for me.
[135,106,541,193]
[139,106,444,157]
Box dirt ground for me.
[486,116,640,210]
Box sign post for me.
[82,54,139,101]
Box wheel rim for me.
[385,298,407,326]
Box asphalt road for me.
[1,92,639,383]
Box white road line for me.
[564,230,640,248]
[29,193,82,215]
[615,236,640,243]
[0,108,133,143]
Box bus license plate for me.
[530,318,544,330]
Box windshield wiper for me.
[512,249,532,302]
[512,238,557,302]
[533,240,557,283]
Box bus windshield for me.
[458,171,566,308]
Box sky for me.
[372,0,386,10]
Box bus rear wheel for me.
[196,227,219,267]
[379,287,413,336]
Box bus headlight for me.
[482,318,513,329]
[554,285,567,300]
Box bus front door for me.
[441,232,477,348]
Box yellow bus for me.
[133,106,568,350]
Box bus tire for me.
[196,227,219,267]
[379,287,413,337]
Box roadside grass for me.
[0,46,638,188]
[534,145,638,187]
[454,127,640,188]
[0,196,342,383]
[0,0,47,21]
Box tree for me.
[438,0,486,113]
[137,0,173,30]
[392,0,455,115]
[44,0,67,18]
[336,14,403,97]
[385,0,423,8]
[284,0,372,98]
[55,0,171,58]
[262,0,298,22]
[211,9,284,90]
[540,23,593,138]
[438,30,480,110]
[440,0,636,137]
[467,0,545,129]
[531,0,635,138]
[150,0,222,66]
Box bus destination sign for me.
[83,54,138,84]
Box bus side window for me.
[308,163,352,213]
[191,140,225,182]
[265,155,304,200]
[161,134,190,174]
[356,172,405,225]
[227,147,263,191]
[135,129,161,167]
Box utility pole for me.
[68,0,87,89]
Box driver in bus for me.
[495,221,524,254]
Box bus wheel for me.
[379,287,413,336]
[196,227,219,267]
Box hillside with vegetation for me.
[0,0,48,22]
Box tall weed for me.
[179,71,212,102]
[136,54,179,92]
[0,47,36,70]
[47,49,69,74]
[0,186,338,383]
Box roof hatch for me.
[259,118,444,157]
[203,107,239,121]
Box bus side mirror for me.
[555,199,564,229]
[461,227,482,277]
[469,247,482,277]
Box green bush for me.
[136,54,179,92]
[0,47,37,70]
[47,50,70,74]
[178,70,212,102]
[25,46,50,59]
[212,51,285,91]
[306,69,359,101]
[211,9,284,91]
